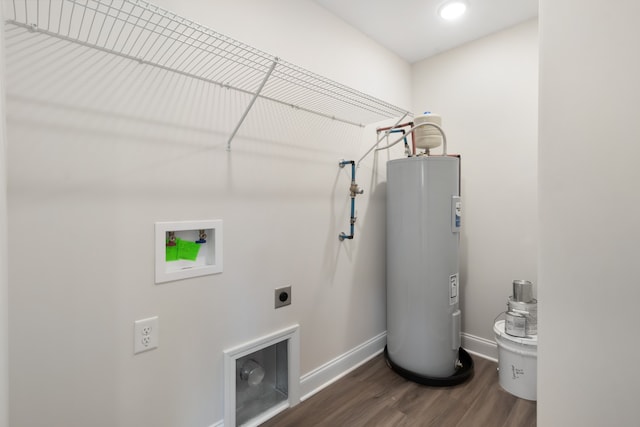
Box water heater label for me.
[451,196,461,233]
[449,273,459,305]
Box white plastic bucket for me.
[494,320,537,401]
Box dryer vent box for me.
[224,326,300,426]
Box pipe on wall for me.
[338,160,363,241]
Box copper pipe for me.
[376,122,416,155]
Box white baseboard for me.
[208,420,224,427]
[462,332,498,362]
[299,331,387,401]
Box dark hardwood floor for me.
[262,353,536,427]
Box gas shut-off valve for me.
[339,160,363,241]
[350,181,364,197]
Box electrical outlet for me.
[275,286,292,309]
[134,316,159,354]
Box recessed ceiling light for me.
[439,1,468,21]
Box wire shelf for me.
[6,0,411,134]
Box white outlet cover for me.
[134,316,159,354]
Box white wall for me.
[5,1,410,426]
[412,20,539,345]
[0,2,8,425]
[538,1,640,425]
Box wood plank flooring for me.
[261,353,536,427]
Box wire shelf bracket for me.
[226,58,278,150]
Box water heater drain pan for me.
[384,346,474,387]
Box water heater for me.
[385,155,473,385]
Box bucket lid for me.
[494,320,538,344]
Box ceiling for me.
[312,0,538,63]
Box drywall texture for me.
[411,20,539,342]
[538,1,640,425]
[5,1,410,426]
